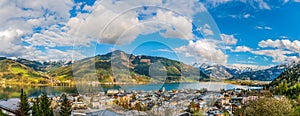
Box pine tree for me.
[59,94,72,116]
[18,89,30,116]
[32,97,40,116]
[40,93,53,116]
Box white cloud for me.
[251,49,298,63]
[264,26,272,30]
[256,26,272,30]
[220,34,238,45]
[203,0,271,10]
[67,0,205,45]
[255,0,271,10]
[0,0,212,61]
[0,29,30,57]
[153,10,194,40]
[284,0,290,4]
[279,36,288,39]
[155,49,173,53]
[232,46,252,52]
[175,39,228,65]
[243,14,251,18]
[26,25,78,47]
[294,0,300,2]
[233,39,300,63]
[0,0,76,60]
[196,24,214,36]
[258,39,300,54]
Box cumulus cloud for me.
[23,49,86,61]
[0,29,31,57]
[251,49,298,63]
[197,24,214,36]
[232,46,252,52]
[220,34,238,45]
[258,39,300,54]
[0,0,76,60]
[154,10,194,40]
[233,39,300,63]
[1,0,212,61]
[68,0,203,45]
[175,39,228,65]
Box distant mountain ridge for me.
[230,62,298,81]
[0,50,209,84]
[2,50,297,83]
[194,61,299,81]
[269,63,300,87]
[67,50,209,83]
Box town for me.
[0,86,275,116]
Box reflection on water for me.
[0,85,78,99]
[0,82,260,99]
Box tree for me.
[131,93,137,101]
[278,80,288,95]
[32,97,41,116]
[135,102,145,111]
[236,97,293,116]
[189,100,195,112]
[222,110,230,116]
[40,93,53,116]
[59,94,72,116]
[18,89,30,116]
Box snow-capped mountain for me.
[193,63,233,79]
[193,61,299,81]
[226,64,270,75]
[231,61,299,81]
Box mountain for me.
[229,62,298,81]
[268,63,300,99]
[226,64,269,75]
[14,58,72,72]
[193,63,269,79]
[50,50,209,84]
[193,63,232,79]
[269,63,300,87]
[194,62,298,81]
[0,58,49,84]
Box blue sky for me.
[0,0,300,67]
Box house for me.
[72,109,123,116]
[0,98,20,116]
[206,108,223,116]
[242,96,259,104]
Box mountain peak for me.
[111,50,126,54]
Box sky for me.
[0,0,300,67]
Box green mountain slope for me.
[268,64,300,99]
[0,59,49,84]
[50,50,209,84]
[269,64,300,87]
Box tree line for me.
[17,89,72,116]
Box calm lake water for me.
[0,82,261,99]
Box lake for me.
[0,82,261,99]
